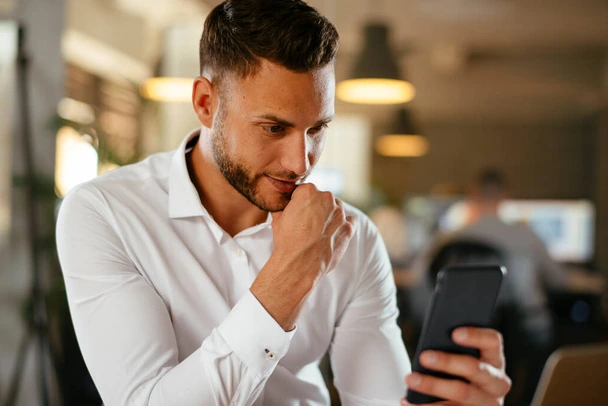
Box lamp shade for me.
[391,108,419,135]
[140,77,193,102]
[376,108,428,157]
[337,23,415,104]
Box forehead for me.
[221,60,335,121]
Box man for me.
[56,1,510,405]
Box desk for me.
[564,268,605,294]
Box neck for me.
[187,128,268,236]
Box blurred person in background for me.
[410,168,567,404]
[56,1,510,405]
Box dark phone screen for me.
[406,265,505,404]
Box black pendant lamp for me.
[337,23,415,105]
[376,108,428,157]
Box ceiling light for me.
[376,135,428,157]
[376,109,428,157]
[140,77,193,102]
[337,23,415,105]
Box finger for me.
[336,215,357,242]
[323,213,344,238]
[321,198,346,236]
[345,215,357,231]
[319,191,337,217]
[331,198,346,221]
[401,376,452,406]
[406,373,501,406]
[293,182,319,194]
[325,215,358,272]
[418,350,511,398]
[452,327,505,369]
[402,376,451,406]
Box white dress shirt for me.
[56,129,410,406]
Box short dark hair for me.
[477,168,507,198]
[199,0,339,82]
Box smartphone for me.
[406,265,506,404]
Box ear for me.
[192,76,217,128]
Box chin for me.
[264,196,291,212]
[254,193,291,212]
[250,184,292,212]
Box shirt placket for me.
[225,237,255,305]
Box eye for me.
[263,125,286,135]
[308,124,328,135]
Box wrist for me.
[250,253,319,331]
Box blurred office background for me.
[1,0,607,405]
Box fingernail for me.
[454,328,468,341]
[423,351,437,365]
[408,373,421,387]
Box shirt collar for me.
[168,128,207,219]
[167,128,273,240]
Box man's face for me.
[210,59,335,212]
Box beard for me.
[211,106,300,212]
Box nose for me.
[280,132,312,177]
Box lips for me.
[266,175,298,193]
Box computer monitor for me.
[406,197,596,264]
[437,199,595,263]
[498,200,595,263]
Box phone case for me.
[406,265,505,404]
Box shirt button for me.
[236,248,244,257]
[265,349,277,360]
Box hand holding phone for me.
[406,265,506,404]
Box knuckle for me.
[343,222,354,235]
[453,381,472,402]
[294,183,313,197]
[466,358,481,376]
[321,191,334,202]
[335,205,345,217]
[419,376,437,393]
[303,182,318,191]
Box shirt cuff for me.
[217,290,296,377]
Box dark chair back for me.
[428,240,505,286]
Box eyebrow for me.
[255,114,335,128]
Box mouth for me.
[265,175,299,193]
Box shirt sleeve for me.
[56,185,294,406]
[329,217,411,405]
